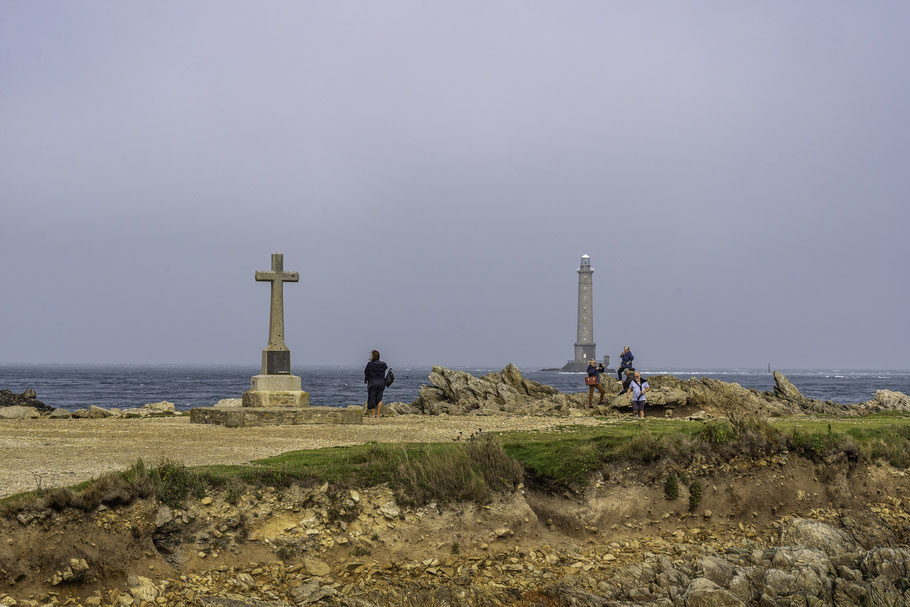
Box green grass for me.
[4,413,910,516]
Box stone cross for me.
[255,253,299,374]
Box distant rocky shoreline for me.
[4,366,910,421]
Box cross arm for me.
[255,271,299,282]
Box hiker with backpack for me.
[364,350,393,419]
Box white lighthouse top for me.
[581,254,590,259]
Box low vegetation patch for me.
[3,413,909,518]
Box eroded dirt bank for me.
[2,457,909,606]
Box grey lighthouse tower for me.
[557,254,610,372]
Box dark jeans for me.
[617,365,635,381]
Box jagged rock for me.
[779,518,861,556]
[698,556,734,587]
[0,406,39,420]
[859,547,910,582]
[868,390,910,412]
[88,405,112,419]
[773,371,806,401]
[410,364,584,416]
[141,400,175,413]
[684,578,745,606]
[0,388,52,412]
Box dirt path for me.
[0,415,604,498]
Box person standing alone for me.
[628,371,650,418]
[364,350,388,419]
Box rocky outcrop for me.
[407,366,910,418]
[0,388,52,413]
[409,364,587,416]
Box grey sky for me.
[1,1,908,369]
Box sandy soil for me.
[0,414,604,498]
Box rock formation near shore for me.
[395,364,586,416]
[398,365,910,418]
[0,388,52,413]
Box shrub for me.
[615,430,664,463]
[688,480,703,512]
[664,473,679,501]
[698,420,736,445]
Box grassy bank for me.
[3,413,909,517]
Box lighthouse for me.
[552,254,610,372]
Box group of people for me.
[586,346,650,418]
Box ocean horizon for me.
[2,363,909,412]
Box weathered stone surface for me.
[303,556,331,576]
[779,518,861,556]
[48,408,72,419]
[410,364,585,416]
[773,370,806,401]
[88,405,112,419]
[685,578,745,607]
[869,390,910,412]
[0,405,39,420]
[213,398,243,408]
[71,408,89,418]
[141,400,175,413]
[190,405,361,427]
[0,388,52,412]
[241,390,310,408]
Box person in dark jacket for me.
[617,346,635,382]
[587,360,606,407]
[363,350,388,418]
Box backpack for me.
[384,368,395,387]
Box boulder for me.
[684,578,745,607]
[779,518,861,557]
[88,405,112,419]
[141,401,175,413]
[0,388,53,412]
[0,405,39,420]
[71,409,89,419]
[213,398,242,409]
[48,408,72,419]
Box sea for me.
[1,365,909,412]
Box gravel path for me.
[0,415,604,498]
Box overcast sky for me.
[1,1,908,370]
